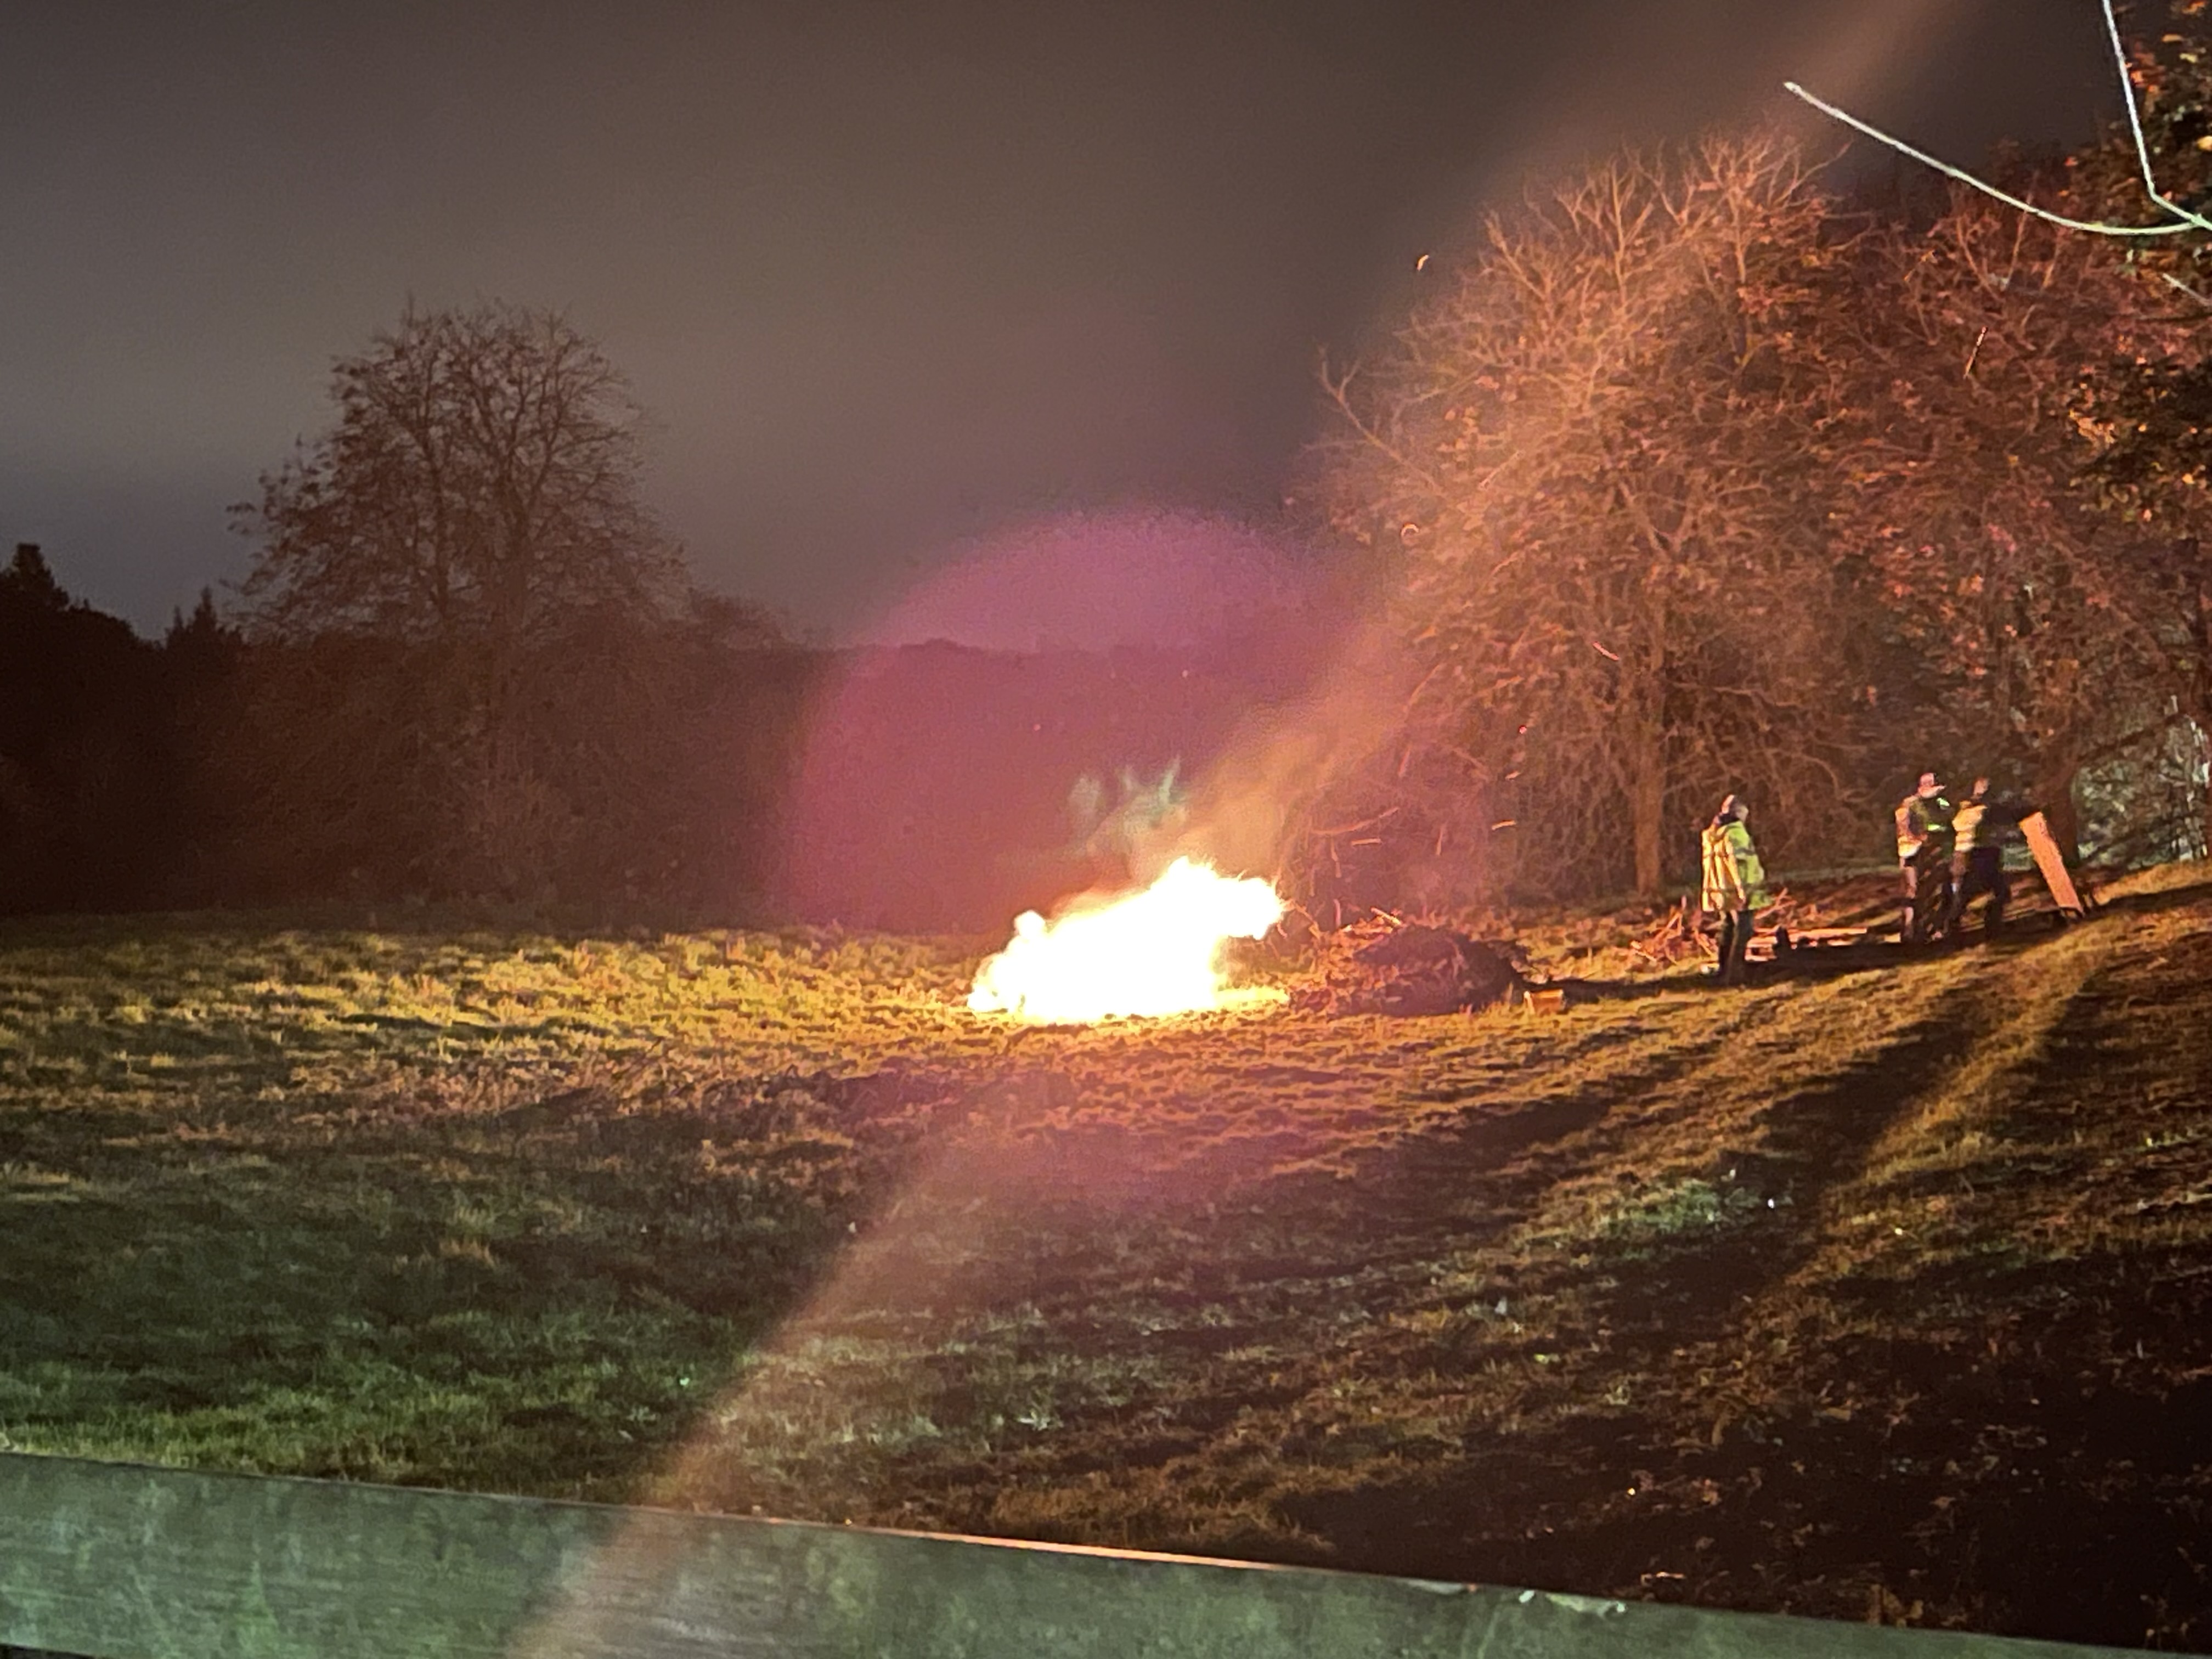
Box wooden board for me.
[2019,811,2087,916]
[0,1451,2147,1659]
[1745,928,1867,962]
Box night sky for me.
[2,1,2118,643]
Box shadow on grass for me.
[1554,901,2082,1006]
[1280,902,2212,1649]
[1279,995,1971,1573]
[2084,873,2212,919]
[0,1068,963,1500]
[0,1162,746,1495]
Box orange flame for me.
[967,856,1285,1023]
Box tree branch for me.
[1785,1,2208,244]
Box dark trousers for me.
[1900,849,1947,942]
[1948,847,2009,935]
[1715,910,1753,983]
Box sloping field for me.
[2,866,2208,1647]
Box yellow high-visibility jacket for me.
[1953,798,1988,854]
[1895,792,1951,861]
[1700,820,1772,915]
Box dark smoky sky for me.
[1,1,2120,640]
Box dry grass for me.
[3,866,2209,1647]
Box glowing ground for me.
[1,865,2208,1647]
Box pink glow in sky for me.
[857,507,1322,652]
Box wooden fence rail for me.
[0,1452,2143,1658]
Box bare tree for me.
[1818,184,2190,856]
[240,301,679,646]
[1318,135,1869,899]
[234,302,686,894]
[1792,3,2212,857]
[2075,366,2212,861]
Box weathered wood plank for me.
[2019,812,2087,916]
[0,1452,2142,1658]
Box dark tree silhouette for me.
[0,544,215,913]
[233,303,692,896]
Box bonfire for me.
[967,856,1285,1023]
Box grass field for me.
[3,866,2209,1648]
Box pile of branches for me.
[1290,915,1531,1017]
[1629,879,1899,968]
[1629,898,1714,968]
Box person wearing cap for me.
[1942,776,2014,939]
[1700,793,1771,985]
[1893,770,1953,943]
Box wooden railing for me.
[0,1452,2141,1658]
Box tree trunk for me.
[1630,732,1666,898]
[2199,723,2211,862]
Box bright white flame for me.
[967,857,1286,1022]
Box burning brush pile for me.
[1288,915,1533,1017]
[967,857,1288,1022]
[962,859,1541,1025]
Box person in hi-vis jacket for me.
[1700,793,1771,986]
